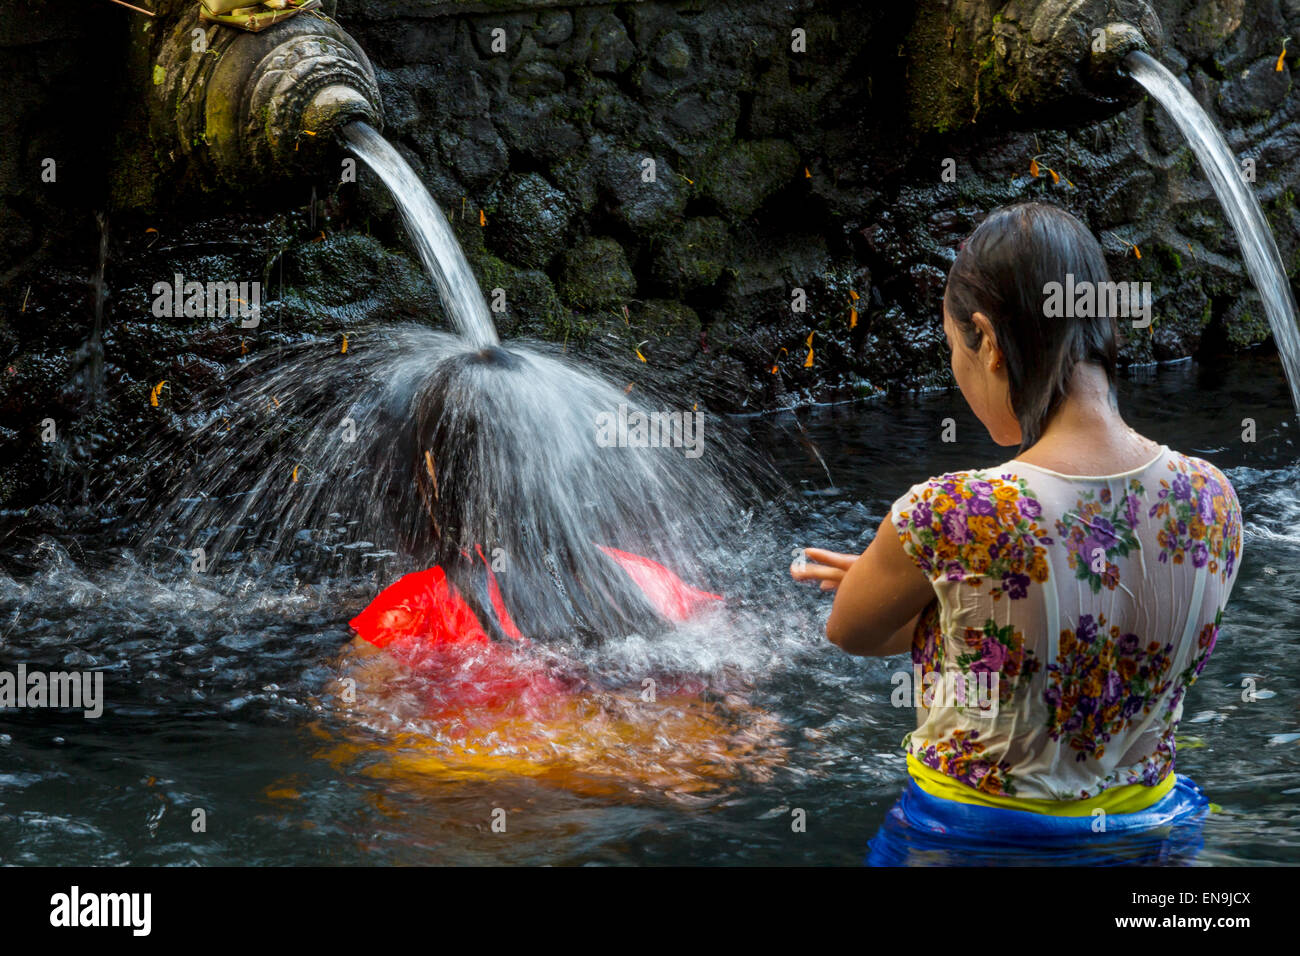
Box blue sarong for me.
[866,775,1210,866]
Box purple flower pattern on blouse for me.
[891,450,1243,802]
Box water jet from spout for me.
[341,121,498,349]
[1124,49,1300,417]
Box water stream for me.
[121,119,764,655]
[1125,50,1300,416]
[341,122,499,349]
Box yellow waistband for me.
[906,753,1175,816]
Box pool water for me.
[1,350,1297,865]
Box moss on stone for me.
[556,236,636,310]
[902,3,973,133]
[625,298,702,364]
[650,217,730,293]
[278,232,442,326]
[485,171,573,269]
[703,139,800,220]
[470,248,572,341]
[1222,298,1271,347]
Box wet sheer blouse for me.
[889,445,1242,801]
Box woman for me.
[331,345,778,796]
[346,345,724,712]
[793,202,1242,864]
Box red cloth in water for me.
[349,566,490,650]
[349,566,563,715]
[598,546,722,621]
[349,549,719,716]
[351,548,720,650]
[475,543,524,642]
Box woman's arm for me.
[795,514,935,657]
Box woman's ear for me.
[970,311,1003,372]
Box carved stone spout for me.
[151,6,383,189]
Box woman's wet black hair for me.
[378,345,665,645]
[944,202,1119,452]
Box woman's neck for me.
[1015,364,1161,474]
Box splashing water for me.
[82,212,109,404]
[122,121,769,654]
[9,350,1300,862]
[124,326,762,646]
[341,121,499,349]
[1125,50,1300,416]
[107,116,783,799]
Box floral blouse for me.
[889,446,1242,801]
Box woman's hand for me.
[791,518,935,657]
[790,548,860,591]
